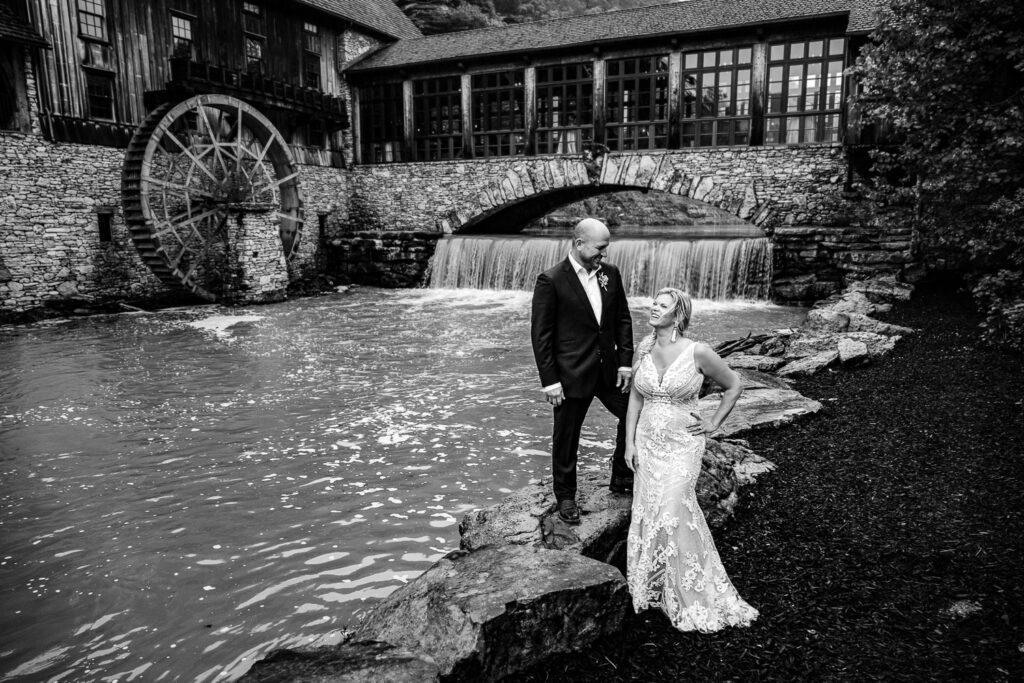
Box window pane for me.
[828,38,844,56]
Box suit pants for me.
[551,369,631,502]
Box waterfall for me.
[428,235,772,300]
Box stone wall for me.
[0,131,166,314]
[0,129,349,316]
[222,205,289,304]
[771,209,917,302]
[324,231,442,288]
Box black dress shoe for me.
[609,475,634,494]
[557,499,581,524]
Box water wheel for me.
[122,94,303,301]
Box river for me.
[0,287,805,681]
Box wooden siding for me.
[26,0,356,127]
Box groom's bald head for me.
[573,218,610,243]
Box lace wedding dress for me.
[626,338,758,632]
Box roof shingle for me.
[295,0,422,40]
[350,0,882,72]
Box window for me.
[76,0,106,40]
[412,76,463,161]
[359,81,405,162]
[535,62,593,155]
[303,23,321,89]
[97,210,113,242]
[242,2,264,73]
[85,71,115,120]
[605,55,669,151]
[765,37,846,144]
[681,46,752,147]
[170,12,194,58]
[471,70,525,158]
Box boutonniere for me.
[597,269,609,292]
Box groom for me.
[531,218,634,525]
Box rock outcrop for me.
[351,545,629,681]
[238,640,440,683]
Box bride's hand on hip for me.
[687,411,717,435]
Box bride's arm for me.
[692,343,742,434]
[624,383,644,471]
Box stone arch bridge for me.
[346,144,854,236]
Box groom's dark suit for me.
[531,257,634,502]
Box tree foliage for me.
[854,0,1024,349]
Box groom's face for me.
[575,233,610,271]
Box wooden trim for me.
[524,65,536,156]
[402,78,413,160]
[592,57,605,145]
[460,72,472,159]
[351,83,362,164]
[749,40,767,146]
[668,50,682,149]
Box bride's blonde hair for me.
[655,287,692,333]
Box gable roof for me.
[0,4,48,48]
[295,0,421,40]
[349,0,882,72]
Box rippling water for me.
[0,288,805,681]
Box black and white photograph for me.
[1,0,1021,680]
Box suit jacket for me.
[531,258,634,398]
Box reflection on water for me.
[0,288,805,681]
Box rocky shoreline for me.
[240,275,916,682]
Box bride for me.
[624,287,758,632]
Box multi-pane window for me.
[360,81,405,163]
[303,22,321,89]
[535,62,593,154]
[413,76,463,161]
[766,37,846,144]
[681,47,752,147]
[605,55,669,151]
[471,70,525,158]
[76,0,106,40]
[170,13,194,58]
[242,2,263,33]
[242,2,264,73]
[85,71,115,120]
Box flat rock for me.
[701,387,823,436]
[845,312,915,336]
[459,470,632,561]
[803,307,851,332]
[847,275,914,302]
[352,545,629,682]
[726,353,788,372]
[837,337,870,364]
[778,350,840,377]
[827,290,894,316]
[702,438,775,527]
[786,331,900,360]
[239,640,439,683]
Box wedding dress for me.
[626,337,758,632]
